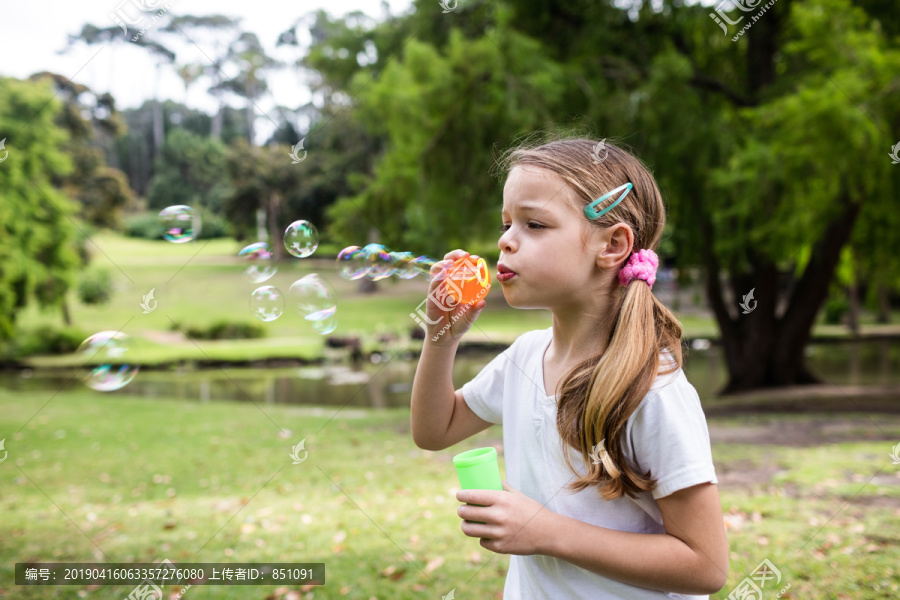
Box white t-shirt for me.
[460,327,718,600]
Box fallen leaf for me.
[425,556,444,573]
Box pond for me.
[1,338,897,408]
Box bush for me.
[124,210,232,240]
[823,295,849,325]
[11,325,88,357]
[77,269,113,305]
[170,320,266,340]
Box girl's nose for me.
[498,228,516,253]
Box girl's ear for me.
[594,223,634,270]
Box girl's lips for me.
[498,272,516,282]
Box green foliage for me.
[0,76,81,341]
[124,210,231,240]
[1,325,87,359]
[170,319,266,340]
[146,128,229,211]
[77,269,113,305]
[325,15,566,255]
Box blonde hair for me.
[492,130,684,500]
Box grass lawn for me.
[2,389,899,599]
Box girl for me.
[410,137,729,599]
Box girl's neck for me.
[546,308,615,366]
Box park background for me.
[1,0,900,597]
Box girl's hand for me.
[423,249,486,346]
[456,480,555,556]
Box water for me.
[2,340,897,408]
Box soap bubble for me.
[159,205,194,243]
[289,274,338,335]
[239,242,277,283]
[284,220,319,258]
[362,243,394,280]
[410,256,438,277]
[336,246,371,280]
[389,251,419,279]
[250,286,284,322]
[77,331,139,392]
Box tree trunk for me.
[708,193,864,394]
[268,193,283,260]
[876,282,891,323]
[61,300,72,327]
[847,282,860,336]
[211,101,224,139]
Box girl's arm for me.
[410,249,488,451]
[537,482,729,595]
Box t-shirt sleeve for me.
[627,373,718,499]
[458,333,535,425]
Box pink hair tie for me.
[618,249,659,290]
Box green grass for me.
[2,392,899,598]
[14,232,897,367]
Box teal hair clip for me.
[584,182,633,220]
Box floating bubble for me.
[389,251,419,279]
[77,331,139,392]
[336,246,371,280]
[250,286,284,322]
[410,255,438,277]
[361,243,394,280]
[159,205,194,243]
[289,274,338,335]
[284,220,319,258]
[239,242,277,283]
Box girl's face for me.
[497,165,609,310]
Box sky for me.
[0,0,415,141]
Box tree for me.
[0,77,81,340]
[28,72,135,229]
[146,128,229,211]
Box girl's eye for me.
[498,222,544,233]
